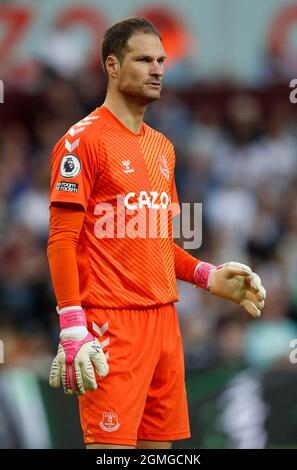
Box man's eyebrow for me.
[134,54,166,60]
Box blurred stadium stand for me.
[1,0,297,449]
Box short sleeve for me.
[49,133,99,210]
[168,142,181,217]
[171,177,181,217]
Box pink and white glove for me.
[194,261,266,318]
[49,306,109,396]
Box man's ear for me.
[105,55,120,80]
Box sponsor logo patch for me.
[56,181,79,192]
[60,154,81,178]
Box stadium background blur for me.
[1,0,297,448]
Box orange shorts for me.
[78,303,190,446]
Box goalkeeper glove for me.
[194,261,266,318]
[49,306,109,396]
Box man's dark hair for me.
[101,17,161,75]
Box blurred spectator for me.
[243,264,297,369]
[37,27,90,78]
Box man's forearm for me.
[174,243,200,283]
[174,243,266,316]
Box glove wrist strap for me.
[194,262,217,290]
[59,308,87,330]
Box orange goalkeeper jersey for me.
[49,106,180,308]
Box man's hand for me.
[194,262,266,318]
[49,307,109,395]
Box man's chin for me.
[143,90,162,103]
[121,87,162,105]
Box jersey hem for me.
[82,300,179,311]
[137,430,191,441]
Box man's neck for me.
[102,92,147,134]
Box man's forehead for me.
[125,32,165,57]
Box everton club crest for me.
[159,155,169,180]
[99,412,120,432]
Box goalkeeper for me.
[47,17,266,450]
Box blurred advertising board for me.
[1,0,297,84]
[1,366,296,448]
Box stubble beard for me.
[118,81,161,106]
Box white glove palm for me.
[50,327,109,396]
[208,262,266,318]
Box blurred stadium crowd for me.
[1,58,297,377]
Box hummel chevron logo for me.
[65,138,80,152]
[82,116,99,121]
[100,337,110,349]
[92,321,109,337]
[69,127,85,137]
[65,115,100,152]
[92,321,109,357]
[76,121,92,127]
[67,115,99,138]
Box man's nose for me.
[150,61,163,76]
